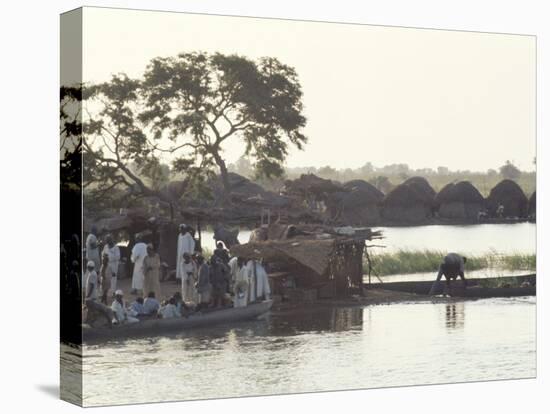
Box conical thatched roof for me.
[403,176,436,201]
[435,181,484,205]
[382,183,429,207]
[486,179,528,217]
[343,180,384,197]
[283,174,343,197]
[434,183,456,207]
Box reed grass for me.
[364,249,535,276]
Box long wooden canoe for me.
[83,300,273,342]
[365,274,536,298]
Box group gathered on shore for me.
[83,224,271,327]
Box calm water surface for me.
[82,296,535,406]
[202,223,535,255]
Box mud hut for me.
[381,183,432,223]
[435,181,485,219]
[486,179,528,218]
[327,181,384,225]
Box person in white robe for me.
[245,259,271,303]
[159,298,181,319]
[111,290,139,324]
[85,226,100,273]
[232,257,249,308]
[180,253,198,303]
[176,224,196,281]
[130,236,147,294]
[102,234,120,293]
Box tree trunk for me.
[212,150,231,200]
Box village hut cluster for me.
[66,165,537,339]
[279,174,533,225]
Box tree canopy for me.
[82,52,307,211]
[139,52,307,195]
[499,160,521,180]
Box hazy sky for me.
[83,7,536,172]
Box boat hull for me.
[83,300,273,343]
[365,274,536,298]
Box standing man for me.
[85,226,100,273]
[176,224,195,282]
[429,253,468,295]
[142,243,161,299]
[102,234,120,293]
[210,256,230,308]
[232,257,248,308]
[130,234,147,295]
[180,253,197,303]
[245,259,271,303]
[195,255,211,311]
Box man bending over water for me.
[429,253,467,296]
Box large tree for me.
[499,160,522,180]
[139,52,307,197]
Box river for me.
[81,296,535,407]
[201,222,536,255]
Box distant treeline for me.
[228,157,536,197]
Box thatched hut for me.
[283,174,343,212]
[381,183,432,223]
[231,224,378,298]
[486,179,528,218]
[327,181,384,225]
[403,176,436,201]
[528,191,536,218]
[435,181,485,219]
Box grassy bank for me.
[364,249,535,276]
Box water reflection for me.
[445,303,465,330]
[82,298,535,407]
[269,307,363,335]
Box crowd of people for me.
[83,224,271,327]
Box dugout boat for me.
[83,300,273,342]
[365,274,536,298]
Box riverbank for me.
[364,249,536,276]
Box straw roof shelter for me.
[381,183,432,223]
[403,176,436,203]
[435,181,485,219]
[486,179,528,218]
[326,182,384,225]
[231,224,378,297]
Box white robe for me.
[245,260,271,303]
[176,232,195,280]
[130,242,147,290]
[86,234,100,270]
[111,300,138,324]
[233,265,248,308]
[102,244,121,291]
[180,260,197,303]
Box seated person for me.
[159,297,181,319]
[130,297,145,316]
[172,291,190,314]
[142,291,161,315]
[111,290,139,325]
